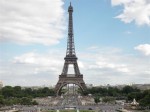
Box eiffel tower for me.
[55,3,86,95]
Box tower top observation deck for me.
[68,2,73,12]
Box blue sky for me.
[0,0,150,86]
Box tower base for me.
[55,74,86,96]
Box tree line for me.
[0,85,150,107]
[0,86,55,106]
[82,86,150,107]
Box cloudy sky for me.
[0,0,150,86]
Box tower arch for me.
[56,82,85,96]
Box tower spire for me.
[70,2,71,6]
[66,2,75,56]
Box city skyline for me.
[0,0,150,86]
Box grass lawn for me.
[44,110,95,112]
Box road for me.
[0,94,125,112]
[1,104,124,112]
[61,94,81,107]
[0,93,148,112]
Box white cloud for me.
[125,31,132,34]
[0,50,86,86]
[0,0,66,45]
[87,46,99,50]
[84,52,130,74]
[111,0,150,26]
[1,47,150,86]
[0,51,64,86]
[13,52,63,73]
[111,0,131,6]
[96,61,130,73]
[78,46,150,85]
[135,44,150,56]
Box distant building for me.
[21,85,54,90]
[131,98,139,106]
[0,81,3,89]
[114,84,128,90]
[86,84,93,88]
[113,83,150,90]
[132,84,150,90]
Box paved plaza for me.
[0,94,124,112]
[0,104,124,112]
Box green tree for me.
[2,86,14,98]
[128,92,142,101]
[32,100,38,105]
[13,86,22,97]
[20,97,32,105]
[94,96,100,104]
[122,86,140,95]
[107,87,120,97]
[0,95,4,105]
[102,96,115,103]
[139,91,150,107]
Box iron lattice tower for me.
[55,3,86,95]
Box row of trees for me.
[128,89,150,107]
[0,86,55,106]
[83,85,140,97]
[82,86,150,107]
[0,96,38,106]
[0,85,150,107]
